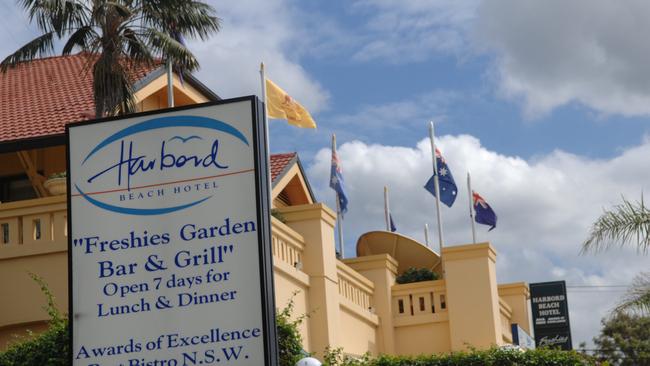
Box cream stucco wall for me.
[443,243,503,350]
[0,155,532,358]
[0,197,532,356]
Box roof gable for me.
[270,152,315,207]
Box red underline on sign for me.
[70,168,256,197]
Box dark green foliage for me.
[592,312,650,365]
[272,208,287,223]
[323,348,596,366]
[276,294,307,366]
[396,267,440,284]
[0,320,69,366]
[323,347,369,366]
[0,285,308,366]
[0,274,69,366]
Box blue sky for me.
[2,0,650,350]
[253,1,650,162]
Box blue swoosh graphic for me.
[82,115,249,164]
[75,184,211,216]
[169,135,202,143]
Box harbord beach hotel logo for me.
[73,114,251,216]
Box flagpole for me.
[384,186,390,231]
[428,121,444,256]
[260,63,272,200]
[424,223,430,248]
[332,134,345,258]
[467,172,477,244]
[167,60,174,107]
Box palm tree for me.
[0,0,220,117]
[583,196,650,314]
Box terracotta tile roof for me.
[0,53,161,143]
[270,152,297,182]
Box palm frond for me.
[139,0,220,40]
[62,26,97,54]
[146,29,199,71]
[165,1,221,40]
[121,27,154,62]
[11,0,219,116]
[615,272,650,315]
[19,0,87,36]
[0,32,55,72]
[582,196,650,254]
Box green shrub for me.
[276,293,308,366]
[323,347,370,366]
[272,209,287,223]
[333,348,596,366]
[396,267,440,284]
[0,274,69,366]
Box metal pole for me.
[467,172,477,244]
[384,186,390,231]
[260,63,272,200]
[429,121,445,277]
[429,121,444,253]
[167,59,174,108]
[424,223,430,248]
[335,193,345,258]
[332,134,344,258]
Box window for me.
[0,174,38,203]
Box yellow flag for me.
[265,78,316,128]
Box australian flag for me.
[330,148,349,214]
[424,148,457,207]
[473,192,497,231]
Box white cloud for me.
[475,0,650,117]
[307,134,650,346]
[0,1,330,114]
[350,0,479,63]
[190,0,330,112]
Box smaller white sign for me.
[511,324,536,350]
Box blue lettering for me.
[85,139,228,191]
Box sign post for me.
[67,96,277,366]
[529,281,572,350]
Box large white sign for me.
[67,97,276,366]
